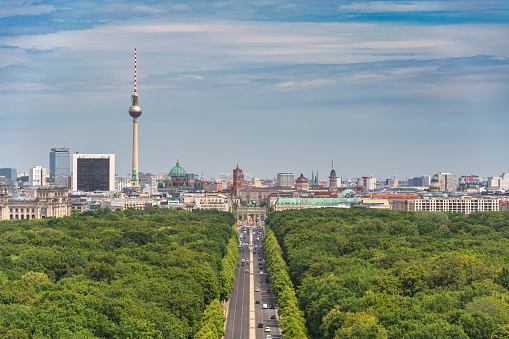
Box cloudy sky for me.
[1,0,508,181]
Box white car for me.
[266,336,272,339]
[255,287,259,292]
[265,327,271,332]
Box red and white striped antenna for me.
[134,48,137,95]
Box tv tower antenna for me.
[129,48,142,187]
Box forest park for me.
[0,207,238,339]
[265,208,509,339]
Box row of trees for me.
[0,207,237,338]
[262,230,308,338]
[266,208,509,339]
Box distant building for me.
[50,147,71,186]
[295,173,309,191]
[232,164,243,195]
[29,166,47,187]
[408,175,431,187]
[487,173,509,190]
[438,172,457,192]
[0,168,17,181]
[329,161,338,192]
[362,176,376,190]
[277,173,295,188]
[182,193,231,212]
[392,197,499,214]
[72,154,115,192]
[273,197,362,211]
[429,174,441,192]
[0,187,71,220]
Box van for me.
[262,304,268,309]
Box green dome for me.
[169,158,187,177]
[431,174,439,182]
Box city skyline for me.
[1,1,508,179]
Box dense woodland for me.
[0,207,238,339]
[266,208,509,339]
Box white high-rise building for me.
[29,166,47,187]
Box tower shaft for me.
[132,117,139,186]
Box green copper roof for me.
[169,159,187,177]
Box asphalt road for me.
[224,223,282,339]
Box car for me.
[266,289,271,293]
[255,287,259,292]
[258,323,263,328]
[262,304,268,309]
[270,305,275,309]
[266,336,272,339]
[241,263,244,266]
[265,327,271,332]
[246,269,249,273]
[258,262,262,265]
[242,259,245,263]
[258,257,261,260]
[260,271,263,274]
[255,300,260,304]
[271,315,276,319]
[246,260,250,264]
[237,264,240,267]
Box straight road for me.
[224,222,282,339]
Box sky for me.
[1,0,509,181]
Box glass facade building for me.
[0,168,17,181]
[49,148,71,185]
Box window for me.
[10,208,12,212]
[32,208,35,212]
[15,215,18,219]
[10,215,13,220]
[32,215,35,219]
[21,215,24,219]
[41,208,46,213]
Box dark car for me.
[241,263,245,266]
[237,263,240,267]
[256,300,260,304]
[270,315,276,319]
[270,305,275,309]
[258,262,263,265]
[258,323,263,328]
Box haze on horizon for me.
[1,0,508,181]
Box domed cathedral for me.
[168,158,188,187]
[158,158,205,192]
[295,172,309,191]
[329,160,338,192]
[429,173,441,192]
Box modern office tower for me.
[29,166,47,186]
[0,168,17,181]
[438,172,457,192]
[277,173,295,188]
[408,175,431,187]
[129,48,142,188]
[72,154,115,192]
[49,147,71,185]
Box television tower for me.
[129,48,142,187]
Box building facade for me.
[72,154,115,192]
[0,188,71,220]
[50,147,71,185]
[182,193,231,212]
[29,166,47,187]
[438,172,458,192]
[277,173,295,188]
[0,168,17,181]
[392,197,499,214]
[232,165,243,195]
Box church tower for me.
[329,160,337,192]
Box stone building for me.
[0,187,71,220]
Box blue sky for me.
[1,0,509,181]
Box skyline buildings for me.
[1,1,508,180]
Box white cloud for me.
[0,0,54,19]
[339,1,446,13]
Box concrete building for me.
[49,147,71,186]
[273,197,361,211]
[438,172,457,192]
[392,197,499,214]
[277,173,295,188]
[408,175,431,187]
[0,187,71,220]
[182,193,231,212]
[0,168,17,182]
[72,154,115,192]
[29,166,47,187]
[488,173,509,190]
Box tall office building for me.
[277,173,295,188]
[0,168,17,181]
[72,154,115,192]
[49,147,71,185]
[129,48,142,188]
[438,172,457,192]
[29,166,47,186]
